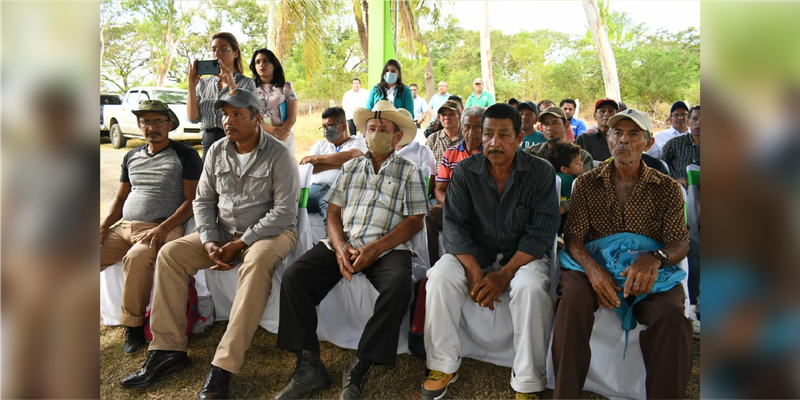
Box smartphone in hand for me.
[196,60,220,76]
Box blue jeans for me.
[307,183,331,219]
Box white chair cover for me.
[544,259,691,400]
[100,217,209,326]
[453,175,562,366]
[204,163,315,333]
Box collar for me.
[671,125,690,134]
[364,149,397,162]
[224,127,268,155]
[457,140,483,153]
[598,159,666,188]
[437,127,463,141]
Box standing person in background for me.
[188,32,255,162]
[365,59,414,116]
[428,81,452,117]
[250,48,299,157]
[647,101,691,159]
[464,78,495,108]
[410,83,429,129]
[560,99,587,138]
[342,77,369,136]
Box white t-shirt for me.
[307,136,368,185]
[342,88,370,120]
[396,141,436,177]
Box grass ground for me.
[100,112,699,399]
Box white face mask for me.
[384,72,398,85]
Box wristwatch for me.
[649,249,670,267]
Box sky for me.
[445,1,700,36]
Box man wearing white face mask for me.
[300,107,367,218]
[275,100,429,400]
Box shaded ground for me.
[101,322,700,399]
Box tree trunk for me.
[479,1,495,97]
[583,0,621,101]
[423,40,435,102]
[268,0,278,55]
[354,0,369,66]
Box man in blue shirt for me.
[560,99,587,138]
[428,81,451,117]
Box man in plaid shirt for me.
[275,100,429,400]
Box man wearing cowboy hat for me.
[275,100,429,400]
[120,89,300,399]
[100,99,202,354]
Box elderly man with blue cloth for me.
[551,108,692,399]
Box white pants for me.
[424,254,553,393]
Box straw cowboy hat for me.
[353,100,416,147]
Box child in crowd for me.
[547,142,584,233]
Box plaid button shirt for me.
[426,128,463,168]
[322,151,430,256]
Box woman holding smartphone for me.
[250,48,298,156]
[365,59,414,116]
[188,32,256,161]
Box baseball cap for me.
[607,108,653,134]
[594,98,619,111]
[670,101,689,115]
[132,100,180,130]
[438,99,461,114]
[539,106,567,120]
[214,88,261,110]
[517,101,538,114]
[473,78,484,85]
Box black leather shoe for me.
[124,326,146,354]
[198,365,231,399]
[274,351,331,400]
[120,350,190,389]
[338,358,372,400]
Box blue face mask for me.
[384,72,398,85]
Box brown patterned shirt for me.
[426,128,463,169]
[564,160,689,245]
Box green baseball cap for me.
[132,100,180,131]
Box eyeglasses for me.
[319,122,344,132]
[138,119,169,128]
[672,113,689,119]
[209,48,233,56]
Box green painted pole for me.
[368,0,396,87]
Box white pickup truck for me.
[102,86,201,148]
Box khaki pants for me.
[100,220,184,327]
[149,230,297,373]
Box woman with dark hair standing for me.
[250,48,298,156]
[365,59,414,116]
[188,32,256,161]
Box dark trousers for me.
[277,242,412,365]
[201,128,226,163]
[551,270,692,399]
[347,119,357,137]
[425,205,444,266]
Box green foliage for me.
[100,1,699,116]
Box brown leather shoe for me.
[120,350,190,388]
[198,365,231,399]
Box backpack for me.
[143,276,211,341]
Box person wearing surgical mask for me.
[365,59,415,117]
[300,106,367,218]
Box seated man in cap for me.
[101,100,202,354]
[426,99,464,170]
[421,104,560,400]
[274,100,429,400]
[647,101,692,159]
[518,101,546,149]
[524,106,593,174]
[552,108,692,399]
[120,88,300,400]
[577,98,619,162]
[660,105,701,188]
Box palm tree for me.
[395,0,442,101]
[353,1,369,66]
[584,0,621,101]
[266,0,331,80]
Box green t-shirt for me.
[556,172,577,201]
[465,91,495,108]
